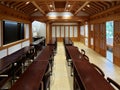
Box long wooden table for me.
[74,60,114,90]
[66,46,81,60]
[10,61,49,90]
[0,46,32,74]
[31,37,45,56]
[35,46,54,61]
[63,38,73,61]
[66,46,114,90]
[9,45,55,90]
[47,37,57,51]
[63,37,73,46]
[31,37,45,46]
[47,38,57,45]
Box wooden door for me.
[94,23,100,53]
[99,23,106,57]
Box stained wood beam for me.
[84,6,97,15]
[74,1,90,15]
[91,2,103,11]
[66,0,120,1]
[94,2,106,10]
[2,0,120,1]
[0,4,30,22]
[91,3,120,18]
[31,16,89,22]
[31,1,46,15]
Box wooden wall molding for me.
[0,39,29,50]
[31,16,89,22]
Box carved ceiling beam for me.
[31,16,89,22]
[31,1,46,15]
[91,3,120,18]
[74,1,90,15]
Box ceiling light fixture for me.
[26,1,30,5]
[34,9,37,11]
[50,4,53,8]
[68,4,71,8]
[87,4,90,7]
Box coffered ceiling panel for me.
[0,0,120,22]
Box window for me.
[106,21,114,46]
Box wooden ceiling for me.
[0,0,120,22]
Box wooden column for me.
[113,21,120,66]
[88,21,91,48]
[46,22,51,44]
[77,23,80,42]
[94,23,100,53]
[99,22,106,57]
[29,22,33,43]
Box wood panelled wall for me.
[89,21,120,66]
[114,21,120,66]
[89,10,120,66]
[51,25,80,42]
[94,23,100,53]
[90,23,106,57]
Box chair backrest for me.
[27,46,36,60]
[81,49,85,55]
[43,69,51,90]
[82,54,89,61]
[107,77,120,89]
[91,63,105,77]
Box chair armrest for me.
[81,49,85,55]
[91,63,105,77]
[107,77,120,89]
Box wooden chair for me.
[82,54,89,61]
[107,77,120,89]
[24,46,36,69]
[91,63,105,77]
[81,49,85,55]
[26,46,36,60]
[0,65,12,89]
[43,65,51,90]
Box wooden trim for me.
[1,21,3,47]
[74,1,90,15]
[64,26,65,37]
[73,26,74,37]
[59,26,61,40]
[31,1,45,15]
[0,39,29,50]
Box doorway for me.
[106,21,114,62]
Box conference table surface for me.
[31,38,45,45]
[66,46,114,90]
[63,37,73,45]
[66,46,82,60]
[10,61,48,90]
[0,46,32,74]
[47,38,57,45]
[73,60,114,90]
[35,46,54,61]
